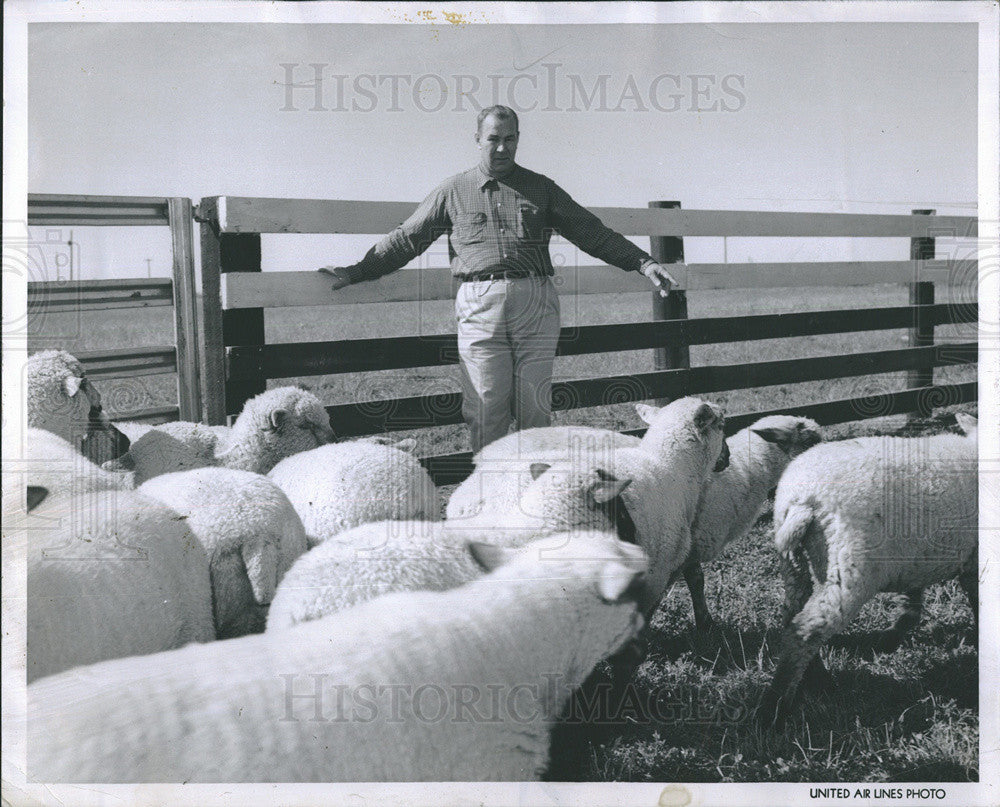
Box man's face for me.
[476,114,519,177]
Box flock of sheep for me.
[16,349,979,782]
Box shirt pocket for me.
[517,203,544,242]
[453,212,488,245]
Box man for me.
[321,105,678,452]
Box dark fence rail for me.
[225,304,970,380]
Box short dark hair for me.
[477,105,519,134]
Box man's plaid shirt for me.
[343,163,656,284]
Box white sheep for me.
[24,482,214,683]
[266,461,633,629]
[3,429,128,683]
[106,386,336,482]
[112,423,220,486]
[27,531,647,783]
[759,419,978,723]
[682,415,823,631]
[26,349,128,465]
[267,439,440,548]
[138,467,309,639]
[446,397,729,616]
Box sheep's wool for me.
[29,533,647,782]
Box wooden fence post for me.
[648,200,689,402]
[167,198,202,422]
[198,197,266,424]
[908,208,936,418]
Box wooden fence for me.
[26,194,202,422]
[198,196,978,484]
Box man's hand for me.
[319,266,351,291]
[641,261,680,298]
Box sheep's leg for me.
[682,560,716,633]
[801,655,835,691]
[778,547,813,629]
[958,570,979,647]
[759,580,868,727]
[876,588,923,652]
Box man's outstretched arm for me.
[548,180,679,296]
[320,187,451,289]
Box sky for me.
[24,18,980,279]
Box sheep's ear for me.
[751,426,794,452]
[393,438,418,454]
[269,408,290,431]
[27,486,49,513]
[635,403,658,425]
[529,462,551,481]
[713,441,730,472]
[242,539,280,605]
[694,403,721,436]
[955,412,978,436]
[597,561,643,603]
[590,475,632,504]
[467,541,513,572]
[63,375,83,398]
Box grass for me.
[543,502,978,783]
[26,283,980,783]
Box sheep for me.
[26,349,129,465]
[12,432,213,681]
[138,467,309,639]
[446,397,729,616]
[759,419,978,724]
[266,461,633,630]
[4,429,128,683]
[112,423,220,486]
[267,439,440,548]
[24,481,214,683]
[681,415,823,631]
[105,386,336,482]
[27,530,647,783]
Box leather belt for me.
[462,271,537,282]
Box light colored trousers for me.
[455,277,561,453]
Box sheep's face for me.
[475,531,649,673]
[27,353,92,441]
[27,351,128,463]
[689,401,728,472]
[517,463,635,540]
[636,397,728,471]
[294,397,336,445]
[267,408,327,457]
[247,387,335,462]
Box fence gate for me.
[26,194,202,423]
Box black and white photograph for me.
[2,1,998,805]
